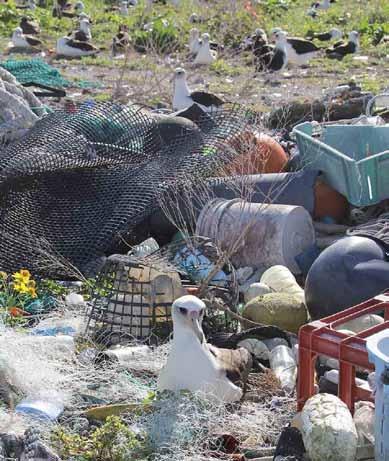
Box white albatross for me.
[270,28,321,66]
[172,68,224,112]
[157,295,251,403]
[56,36,98,57]
[11,26,42,49]
[194,33,217,65]
[189,28,201,55]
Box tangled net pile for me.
[1,59,102,90]
[0,307,294,461]
[0,102,249,278]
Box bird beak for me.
[189,311,204,344]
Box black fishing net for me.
[0,101,249,278]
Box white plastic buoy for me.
[300,393,358,461]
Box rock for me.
[243,293,308,334]
[237,338,269,361]
[300,394,358,461]
[0,433,24,459]
[21,428,60,461]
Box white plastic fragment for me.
[269,345,297,392]
[65,292,85,306]
[300,393,358,461]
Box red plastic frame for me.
[298,291,389,413]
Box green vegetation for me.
[52,416,142,461]
[0,0,387,107]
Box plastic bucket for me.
[196,198,315,273]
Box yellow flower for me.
[27,280,36,289]
[12,269,31,284]
[19,269,31,279]
[28,287,37,298]
[13,282,30,294]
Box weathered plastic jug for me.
[196,199,315,274]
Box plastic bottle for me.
[269,345,297,392]
[130,238,159,258]
[15,391,64,422]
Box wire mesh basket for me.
[85,254,185,345]
[86,238,239,345]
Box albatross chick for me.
[158,296,252,403]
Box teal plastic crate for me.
[293,121,389,206]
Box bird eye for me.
[179,307,187,315]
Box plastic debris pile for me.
[1,90,389,461]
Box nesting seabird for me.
[189,28,201,55]
[270,28,321,66]
[11,27,42,49]
[194,33,217,65]
[69,18,91,42]
[189,13,204,24]
[16,0,36,10]
[112,24,130,56]
[253,29,274,71]
[307,0,333,17]
[306,28,342,41]
[74,1,85,14]
[78,11,92,23]
[326,31,360,59]
[158,296,252,402]
[119,1,129,16]
[172,68,224,112]
[267,30,288,73]
[20,16,40,35]
[56,36,98,57]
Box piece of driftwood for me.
[267,95,373,129]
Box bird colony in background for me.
[8,0,363,108]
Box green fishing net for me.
[0,58,102,89]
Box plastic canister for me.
[269,345,297,392]
[15,391,64,422]
[196,199,315,274]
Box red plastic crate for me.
[298,291,389,413]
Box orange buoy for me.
[314,179,349,221]
[222,131,288,176]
